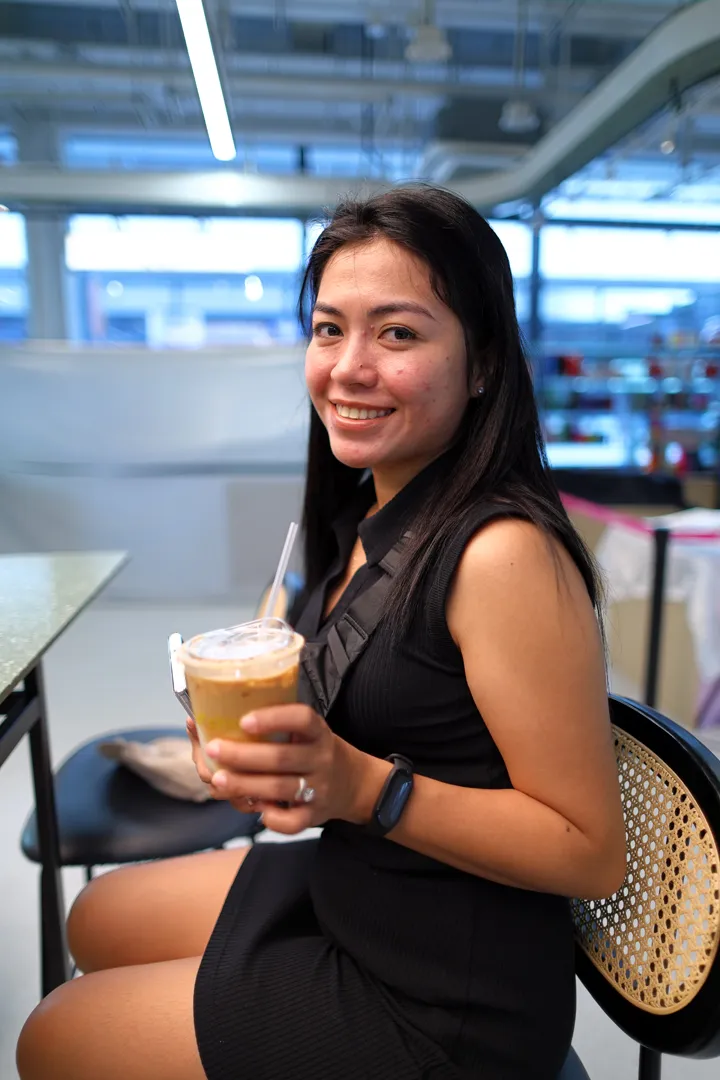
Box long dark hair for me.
[297,184,603,633]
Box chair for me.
[20,574,304,985]
[21,726,262,882]
[560,695,720,1078]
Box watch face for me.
[378,771,413,830]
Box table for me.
[563,493,720,720]
[0,551,127,997]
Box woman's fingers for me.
[210,770,317,806]
[204,737,317,776]
[186,718,217,789]
[252,803,316,835]
[239,705,324,741]
[186,716,201,749]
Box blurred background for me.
[1,0,720,606]
[2,4,720,1077]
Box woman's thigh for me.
[16,957,207,1080]
[68,845,251,973]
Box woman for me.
[17,186,626,1080]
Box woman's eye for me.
[312,322,342,339]
[383,326,417,342]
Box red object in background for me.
[648,357,663,378]
[706,362,719,378]
[673,447,689,475]
[560,354,583,376]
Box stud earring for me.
[475,385,484,396]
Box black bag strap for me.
[300,534,408,717]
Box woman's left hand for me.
[204,705,391,835]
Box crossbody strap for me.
[300,534,408,717]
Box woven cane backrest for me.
[571,724,720,1015]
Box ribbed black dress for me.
[194,453,576,1079]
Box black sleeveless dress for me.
[193,454,576,1079]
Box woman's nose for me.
[330,333,377,385]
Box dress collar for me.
[336,449,459,568]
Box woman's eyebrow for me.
[312,301,436,320]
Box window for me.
[489,220,533,281]
[0,212,28,341]
[539,225,720,350]
[66,216,305,346]
[541,225,720,283]
[63,136,299,175]
[543,195,720,226]
[489,220,532,330]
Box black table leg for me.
[644,528,670,710]
[25,664,71,996]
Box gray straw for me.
[263,522,299,620]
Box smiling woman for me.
[16,185,624,1080]
[304,239,470,505]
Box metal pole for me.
[529,216,543,398]
[15,122,69,342]
[638,1045,662,1080]
[644,528,670,709]
[26,663,71,996]
[529,221,542,349]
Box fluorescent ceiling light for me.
[499,100,540,135]
[405,25,451,63]
[175,0,236,162]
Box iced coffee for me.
[177,618,304,772]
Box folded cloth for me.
[97,736,212,802]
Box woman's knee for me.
[66,866,133,974]
[17,959,206,1080]
[16,981,76,1080]
[67,848,250,973]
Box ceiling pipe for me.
[0,58,576,102]
[458,0,720,207]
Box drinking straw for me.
[263,521,299,621]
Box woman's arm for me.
[200,518,626,898]
[353,519,627,900]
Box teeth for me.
[335,404,393,420]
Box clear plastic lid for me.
[185,618,296,662]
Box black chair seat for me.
[557,1048,591,1080]
[21,727,263,867]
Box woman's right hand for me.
[186,717,226,798]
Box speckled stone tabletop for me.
[0,552,127,702]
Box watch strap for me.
[365,753,414,837]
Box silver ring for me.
[294,776,315,804]
[246,797,258,808]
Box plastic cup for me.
[177,618,305,773]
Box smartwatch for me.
[365,754,414,837]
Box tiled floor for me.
[1,601,718,1079]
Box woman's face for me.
[305,238,470,489]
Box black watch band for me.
[365,754,414,837]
